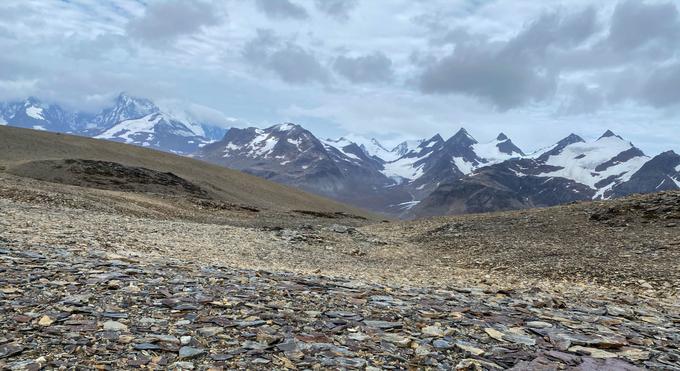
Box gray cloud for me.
[334,52,394,84]
[506,7,599,54]
[419,46,557,110]
[640,62,680,108]
[243,29,328,84]
[419,8,599,110]
[558,84,605,116]
[254,0,308,20]
[608,0,680,51]
[67,34,135,60]
[127,0,223,45]
[562,2,680,109]
[315,0,359,21]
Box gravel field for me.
[1,175,679,369]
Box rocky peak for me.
[113,93,158,115]
[446,128,477,147]
[24,96,42,107]
[559,133,586,146]
[598,130,623,140]
[274,122,300,132]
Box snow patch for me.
[672,176,680,188]
[224,142,240,151]
[32,125,46,131]
[26,106,45,120]
[452,156,474,175]
[381,156,426,180]
[250,132,279,157]
[397,201,420,210]
[277,123,295,131]
[95,114,164,143]
[287,138,303,151]
[322,138,365,164]
[472,139,519,164]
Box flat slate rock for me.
[0,244,677,370]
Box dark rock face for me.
[610,151,680,198]
[535,134,585,162]
[412,159,593,217]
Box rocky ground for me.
[1,175,679,370]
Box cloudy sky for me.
[1,0,679,153]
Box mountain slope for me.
[0,125,374,217]
[410,130,673,217]
[197,124,410,213]
[94,112,210,155]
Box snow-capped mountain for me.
[530,130,649,199]
[197,125,533,215]
[197,123,677,218]
[95,112,211,154]
[197,124,410,211]
[87,93,159,135]
[0,93,228,155]
[410,130,673,217]
[91,94,215,154]
[5,96,679,217]
[374,129,526,214]
[0,97,81,133]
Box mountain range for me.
[0,94,227,155]
[2,94,679,218]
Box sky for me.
[0,0,679,154]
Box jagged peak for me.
[496,133,508,141]
[114,92,157,109]
[598,129,623,141]
[275,122,299,131]
[447,128,477,145]
[454,127,471,136]
[369,138,390,151]
[658,150,679,157]
[428,134,444,143]
[558,133,585,146]
[25,96,42,106]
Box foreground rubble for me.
[1,242,678,370]
[1,176,679,369]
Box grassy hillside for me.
[0,126,374,217]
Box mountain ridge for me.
[2,94,679,218]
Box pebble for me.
[421,325,444,337]
[102,320,128,332]
[178,346,206,359]
[37,315,54,326]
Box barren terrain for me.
[1,127,679,369]
[1,172,679,370]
